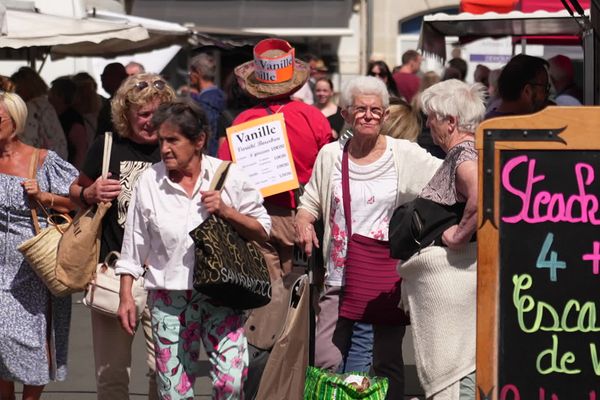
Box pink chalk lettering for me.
[539,387,559,400]
[582,241,600,275]
[500,384,520,400]
[501,156,600,225]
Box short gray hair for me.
[420,79,486,133]
[340,76,389,109]
[189,53,216,82]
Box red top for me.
[217,99,333,208]
[393,72,420,103]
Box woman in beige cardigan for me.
[295,76,441,399]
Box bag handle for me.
[102,132,113,179]
[27,149,42,235]
[26,149,73,236]
[209,161,232,192]
[341,141,353,237]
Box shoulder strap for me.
[341,141,352,237]
[102,132,113,178]
[209,161,232,192]
[27,149,41,235]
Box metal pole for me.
[583,29,595,105]
[359,0,367,75]
[366,0,373,67]
[591,1,600,105]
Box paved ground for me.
[15,295,424,399]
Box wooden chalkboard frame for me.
[476,106,600,400]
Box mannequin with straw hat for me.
[217,38,333,397]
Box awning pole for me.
[37,52,49,75]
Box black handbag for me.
[388,197,465,260]
[189,161,271,310]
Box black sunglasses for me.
[134,79,166,91]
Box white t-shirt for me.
[325,137,398,286]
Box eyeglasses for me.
[349,105,386,119]
[369,71,383,78]
[528,81,551,95]
[134,79,167,91]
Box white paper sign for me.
[226,113,299,197]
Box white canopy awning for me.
[0,4,149,50]
[51,9,190,59]
[419,9,590,61]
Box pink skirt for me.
[339,234,409,326]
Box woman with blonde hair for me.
[69,73,176,400]
[0,85,78,399]
[381,97,421,142]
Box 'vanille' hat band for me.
[253,39,295,84]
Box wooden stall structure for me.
[476,106,600,399]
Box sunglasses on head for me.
[134,79,166,91]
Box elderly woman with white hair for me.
[390,79,485,400]
[295,76,442,399]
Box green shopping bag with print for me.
[304,366,388,400]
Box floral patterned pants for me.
[148,290,248,400]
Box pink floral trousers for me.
[148,289,248,400]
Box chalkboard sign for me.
[477,107,600,400]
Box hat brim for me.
[235,59,310,99]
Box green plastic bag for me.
[304,366,388,399]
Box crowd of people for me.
[0,35,583,400]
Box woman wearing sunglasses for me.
[0,81,78,400]
[367,60,399,97]
[69,73,176,400]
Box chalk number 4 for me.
[536,233,566,282]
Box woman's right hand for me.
[295,216,319,257]
[118,274,137,335]
[85,173,122,204]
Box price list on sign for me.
[476,107,600,400]
[226,113,299,197]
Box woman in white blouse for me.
[295,76,441,399]
[115,99,271,400]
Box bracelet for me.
[49,193,54,208]
[79,187,91,207]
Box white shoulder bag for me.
[82,133,147,318]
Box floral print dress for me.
[0,151,77,385]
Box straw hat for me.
[235,38,309,99]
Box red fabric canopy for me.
[460,0,590,45]
[461,0,590,13]
[460,0,518,13]
[519,0,590,12]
